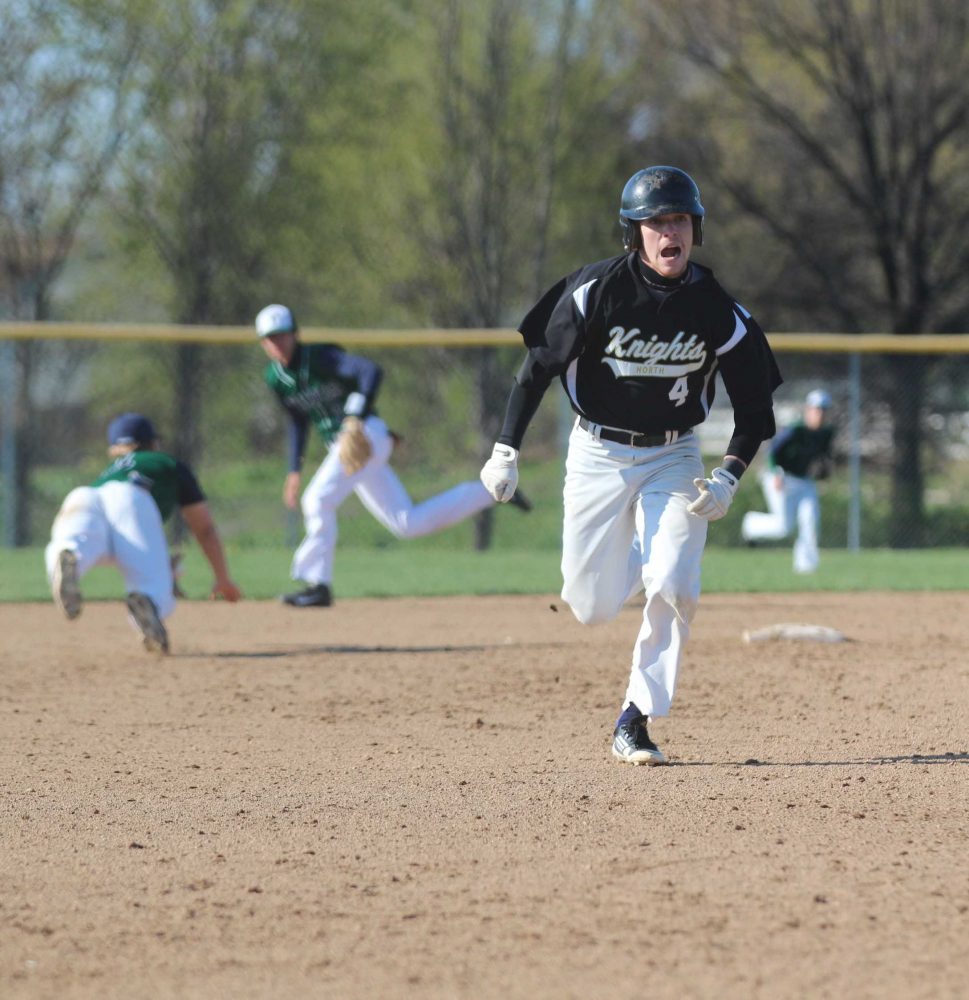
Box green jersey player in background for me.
[256,304,530,608]
[46,413,242,653]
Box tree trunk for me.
[888,355,925,547]
[12,341,35,545]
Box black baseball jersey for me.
[499,253,782,464]
[769,422,835,479]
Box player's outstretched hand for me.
[211,578,242,602]
[480,443,519,502]
[688,467,739,521]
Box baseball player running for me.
[480,166,782,765]
[742,388,835,573]
[256,304,530,607]
[46,413,242,652]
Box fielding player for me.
[46,413,242,653]
[480,166,782,764]
[742,388,835,573]
[256,304,530,607]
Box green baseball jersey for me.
[92,450,205,521]
[264,343,383,470]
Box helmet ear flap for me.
[693,217,703,247]
[620,217,641,251]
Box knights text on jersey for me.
[520,254,780,434]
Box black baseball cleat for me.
[508,488,532,512]
[281,583,333,608]
[612,717,667,765]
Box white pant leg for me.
[793,480,821,573]
[620,440,706,717]
[741,470,793,542]
[354,463,494,539]
[47,483,174,618]
[98,481,175,618]
[291,420,395,585]
[560,426,642,625]
[625,465,707,717]
[46,486,112,578]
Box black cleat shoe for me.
[281,583,333,608]
[612,717,667,766]
[125,592,170,653]
[508,488,532,513]
[52,549,82,620]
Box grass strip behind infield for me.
[2,546,968,604]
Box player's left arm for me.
[173,462,241,601]
[333,350,383,418]
[689,306,782,521]
[180,501,242,602]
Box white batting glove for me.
[480,443,519,503]
[688,467,740,521]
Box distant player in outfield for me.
[46,413,242,653]
[741,388,835,573]
[255,304,530,608]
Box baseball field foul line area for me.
[2,591,966,1000]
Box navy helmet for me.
[107,412,157,447]
[619,166,705,250]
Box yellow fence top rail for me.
[3,322,969,353]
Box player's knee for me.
[646,578,699,624]
[562,589,622,626]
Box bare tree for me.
[414,0,628,548]
[0,0,140,544]
[644,0,969,545]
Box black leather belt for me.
[578,416,689,448]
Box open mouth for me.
[660,246,681,259]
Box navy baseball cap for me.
[107,413,157,446]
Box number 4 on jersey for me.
[669,376,689,407]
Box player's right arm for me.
[281,412,308,509]
[481,273,586,501]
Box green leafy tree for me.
[0,0,141,544]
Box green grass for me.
[6,545,968,604]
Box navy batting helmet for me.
[619,166,705,250]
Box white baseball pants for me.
[292,415,495,585]
[741,470,820,573]
[560,421,707,718]
[45,480,175,618]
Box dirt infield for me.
[2,592,966,1000]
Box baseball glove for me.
[338,416,372,475]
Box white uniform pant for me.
[45,481,175,618]
[560,422,707,718]
[741,471,820,573]
[292,415,495,585]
